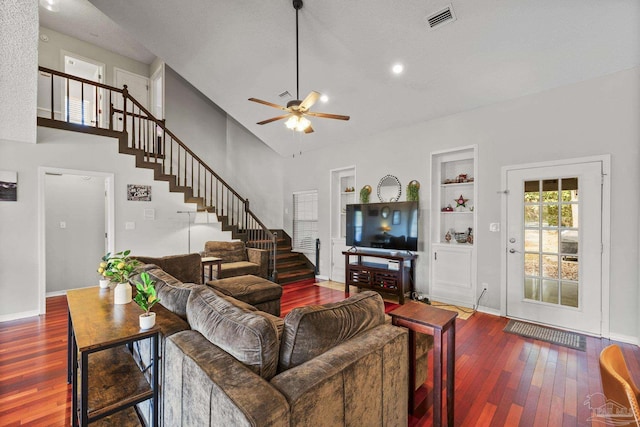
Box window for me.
[293,190,318,253]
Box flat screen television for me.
[345,201,418,251]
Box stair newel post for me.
[122,85,128,137]
[315,238,320,275]
[271,232,278,282]
[244,199,250,237]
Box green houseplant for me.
[360,185,372,203]
[97,252,112,288]
[103,250,140,304]
[134,272,160,329]
[407,180,420,202]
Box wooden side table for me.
[67,286,160,426]
[389,301,457,427]
[201,256,223,282]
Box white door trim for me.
[38,167,115,314]
[500,155,611,338]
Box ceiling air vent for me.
[427,4,456,29]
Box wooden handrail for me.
[39,67,124,93]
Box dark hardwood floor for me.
[1,281,638,426]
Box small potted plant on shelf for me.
[96,252,112,288]
[133,272,160,329]
[360,185,372,203]
[103,250,140,304]
[407,180,420,202]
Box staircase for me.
[271,231,316,285]
[36,66,316,284]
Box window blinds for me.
[293,190,318,253]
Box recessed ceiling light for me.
[320,94,329,103]
[40,0,59,12]
[392,63,404,75]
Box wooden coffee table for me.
[389,301,457,426]
[201,256,223,282]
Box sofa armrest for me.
[270,324,408,427]
[247,247,269,278]
[164,330,289,427]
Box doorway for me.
[503,157,610,336]
[38,167,115,313]
[62,52,105,126]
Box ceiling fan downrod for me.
[293,0,303,101]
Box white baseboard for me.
[46,290,67,298]
[0,309,41,323]
[608,333,639,346]
[476,305,501,316]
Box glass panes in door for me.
[523,178,579,308]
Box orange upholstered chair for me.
[599,344,640,427]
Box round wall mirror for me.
[377,175,401,202]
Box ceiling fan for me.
[248,0,350,134]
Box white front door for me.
[505,160,603,335]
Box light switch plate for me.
[489,223,500,232]
[125,221,135,230]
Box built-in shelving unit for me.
[330,166,356,282]
[429,145,478,307]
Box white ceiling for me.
[43,0,639,156]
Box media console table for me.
[67,286,160,426]
[343,249,417,304]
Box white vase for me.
[114,282,132,304]
[139,312,156,329]
[99,278,109,289]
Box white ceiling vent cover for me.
[427,4,456,29]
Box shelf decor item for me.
[97,252,112,288]
[133,272,160,329]
[407,180,420,202]
[360,185,372,203]
[102,250,140,304]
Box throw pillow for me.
[278,290,386,372]
[187,287,280,380]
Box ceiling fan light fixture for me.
[285,115,311,132]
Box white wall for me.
[283,67,640,340]
[0,0,38,143]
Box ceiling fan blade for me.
[248,98,289,112]
[304,125,314,134]
[305,111,350,121]
[298,91,320,112]
[257,114,290,125]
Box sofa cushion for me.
[219,262,259,278]
[134,253,202,285]
[204,241,248,263]
[187,286,280,380]
[278,291,386,372]
[208,275,282,306]
[142,268,202,320]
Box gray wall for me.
[163,66,284,228]
[282,67,640,342]
[38,26,150,84]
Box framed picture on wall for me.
[127,184,152,201]
[0,171,17,202]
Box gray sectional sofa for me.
[129,256,410,426]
